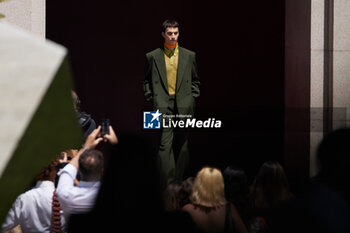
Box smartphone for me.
[100,118,110,137]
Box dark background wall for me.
[284,0,311,192]
[47,0,285,184]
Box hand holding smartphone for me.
[100,118,110,137]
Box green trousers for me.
[159,95,189,187]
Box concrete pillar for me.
[310,0,325,177]
[292,0,350,177]
[0,0,45,37]
[333,0,350,128]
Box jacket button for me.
[155,81,159,84]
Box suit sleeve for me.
[191,53,200,98]
[143,54,153,101]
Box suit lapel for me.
[176,47,188,92]
[154,48,168,93]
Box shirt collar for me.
[35,180,55,189]
[78,181,101,188]
[164,44,179,58]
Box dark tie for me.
[52,189,62,233]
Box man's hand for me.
[69,126,103,170]
[59,152,69,163]
[83,126,104,150]
[103,125,118,145]
[59,149,79,163]
[69,125,117,170]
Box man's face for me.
[162,27,179,45]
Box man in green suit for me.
[143,19,200,186]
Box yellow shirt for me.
[164,45,179,95]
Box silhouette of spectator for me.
[67,134,199,233]
[67,134,161,232]
[316,128,350,200]
[164,181,183,210]
[164,177,194,211]
[275,128,350,233]
[222,165,249,229]
[223,166,249,215]
[246,161,292,233]
[179,176,195,208]
[183,167,248,233]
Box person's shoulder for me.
[182,203,195,211]
[14,192,27,204]
[146,48,163,57]
[179,47,195,56]
[15,188,37,205]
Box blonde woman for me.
[182,167,248,233]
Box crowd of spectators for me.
[2,94,350,232]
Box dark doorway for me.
[47,0,285,183]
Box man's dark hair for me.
[79,149,104,181]
[162,19,179,32]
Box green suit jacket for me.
[143,46,200,116]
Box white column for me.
[0,0,45,37]
[310,0,325,177]
[333,0,350,128]
[310,0,350,177]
